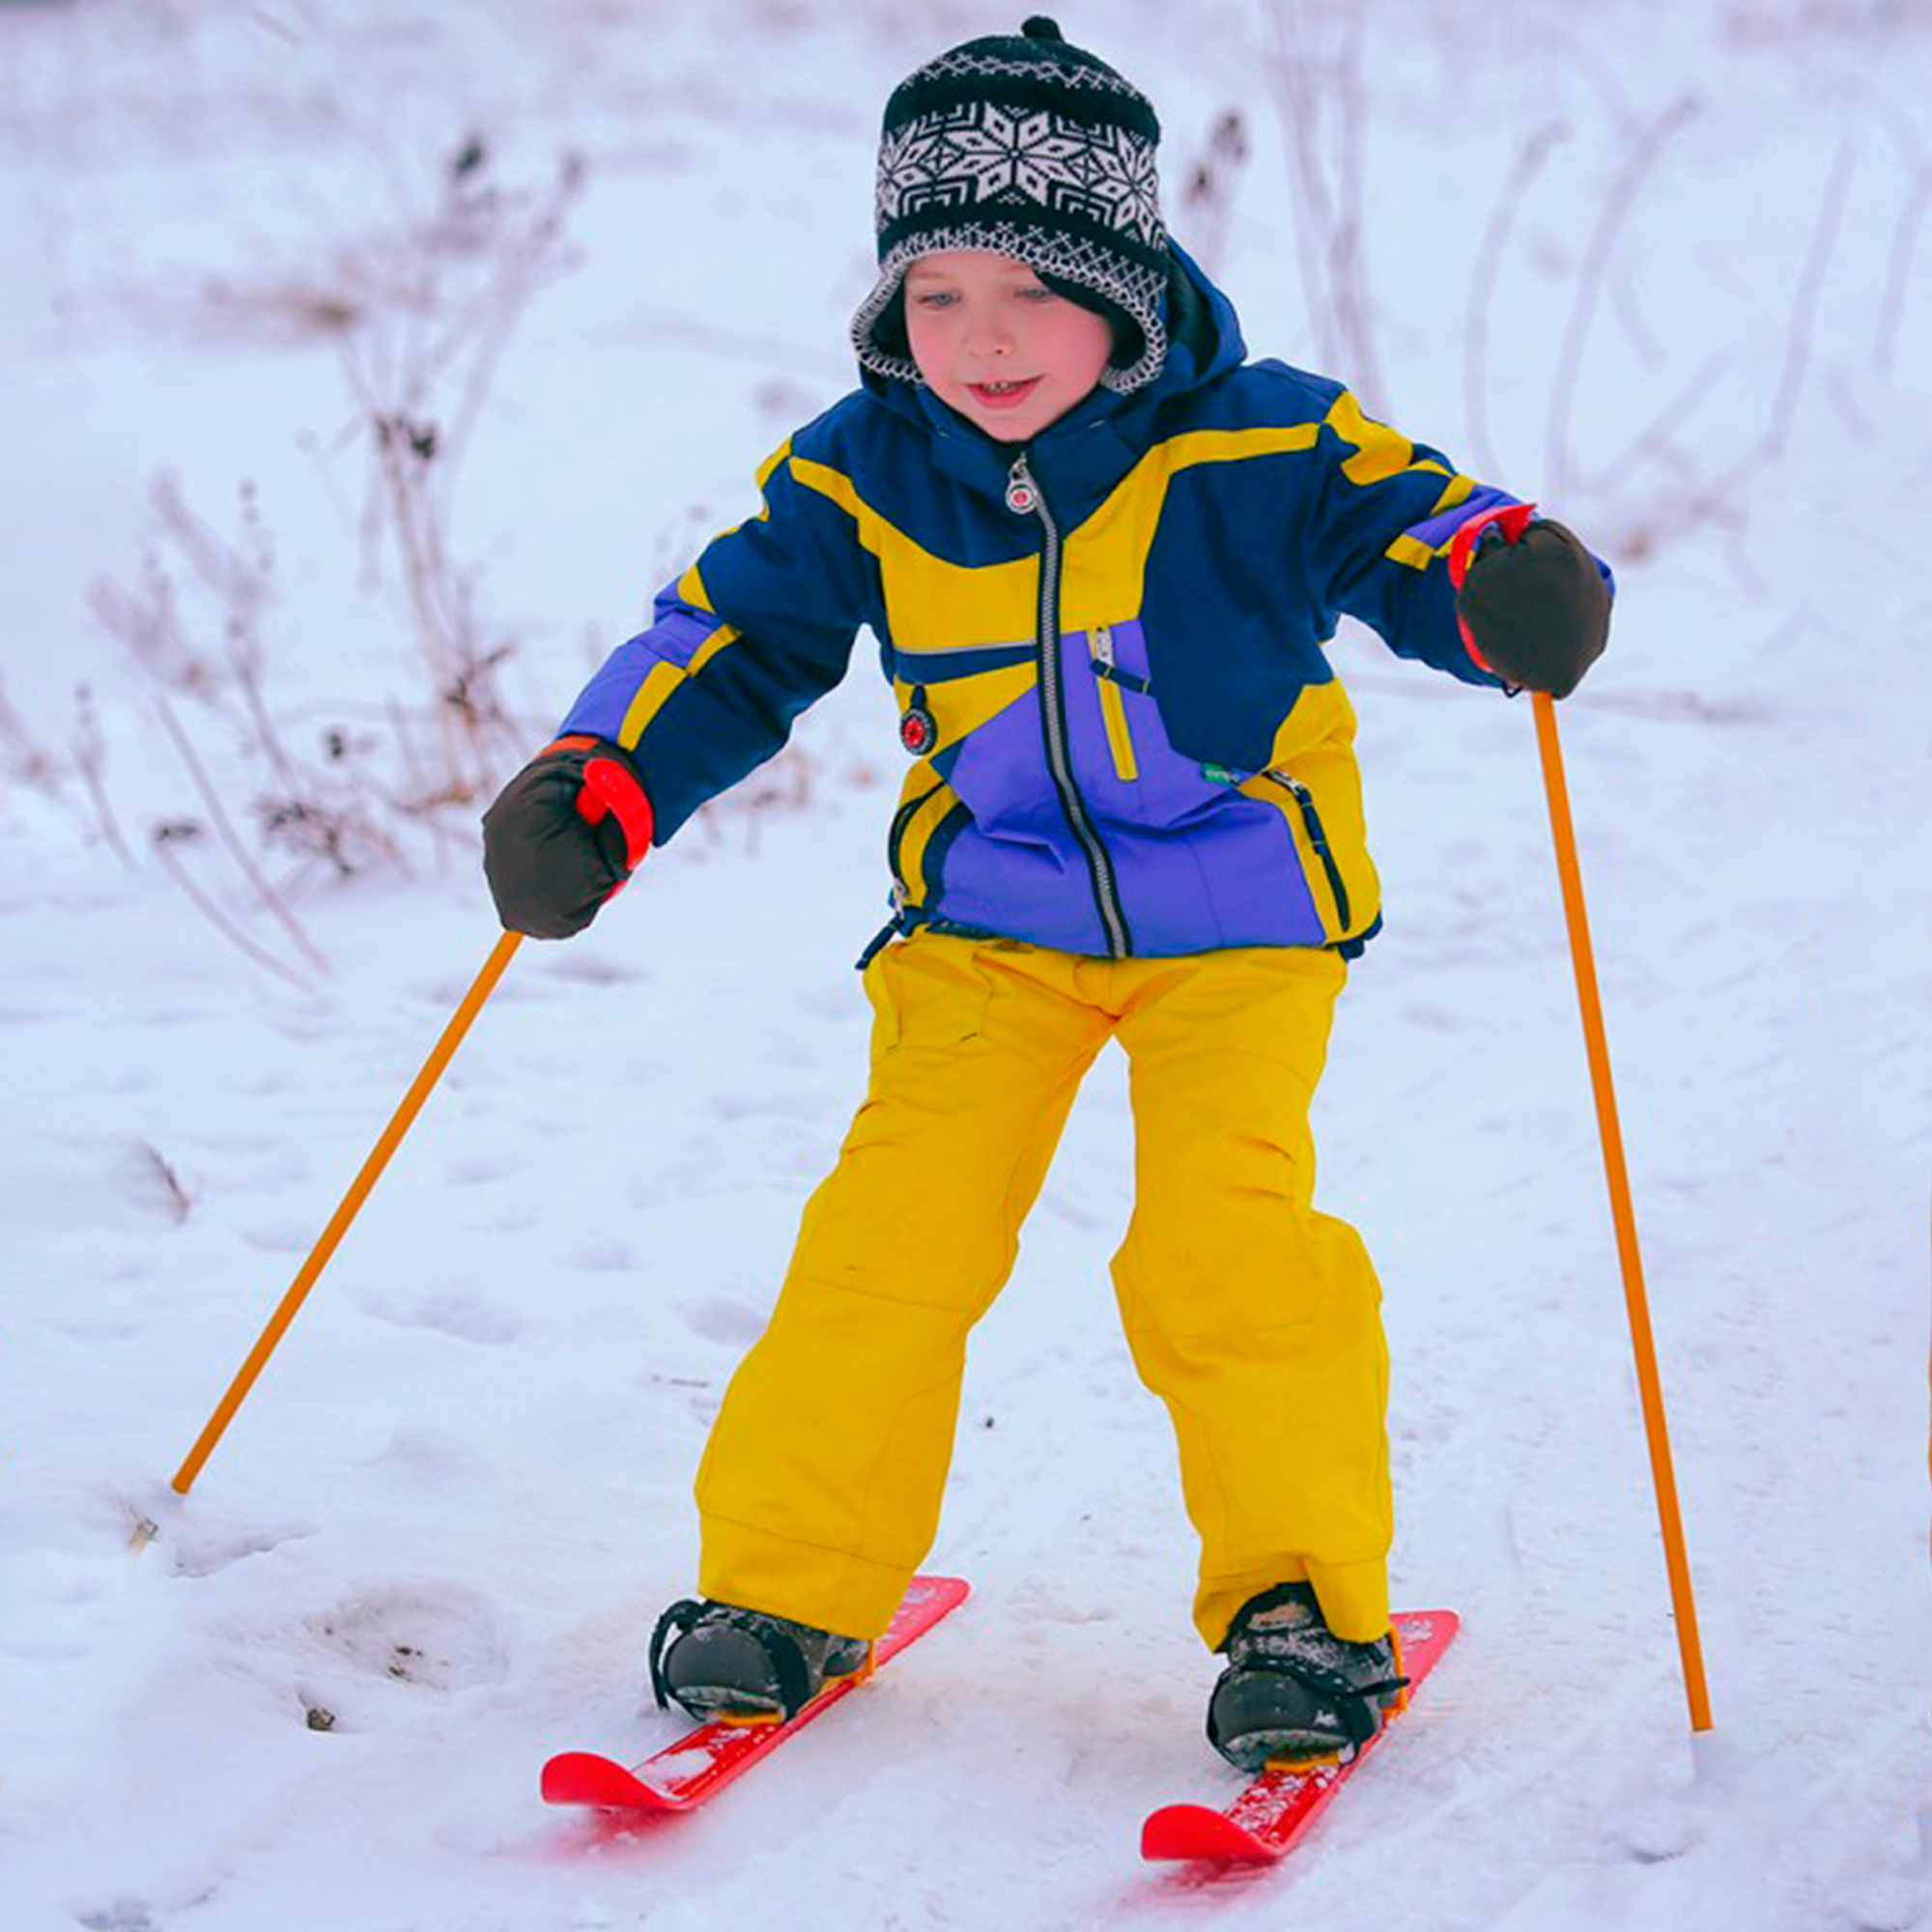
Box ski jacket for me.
[558,243,1584,960]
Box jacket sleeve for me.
[1295,383,1529,688]
[556,434,877,841]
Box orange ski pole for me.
[1532,691,1713,1733]
[170,928,525,1496]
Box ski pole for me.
[169,927,525,1496]
[1531,689,1714,1734]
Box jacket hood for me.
[860,239,1248,522]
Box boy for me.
[482,18,1609,1770]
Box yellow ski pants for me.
[694,932,1392,1650]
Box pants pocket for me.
[863,934,993,1056]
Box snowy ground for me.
[3,2,1930,1927]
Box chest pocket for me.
[1088,623,1151,782]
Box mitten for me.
[1453,508,1611,699]
[481,735,653,938]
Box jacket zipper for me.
[1008,455,1131,957]
[1265,769,1352,934]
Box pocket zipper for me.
[1265,769,1352,933]
[888,777,946,902]
[1089,626,1140,781]
[1088,624,1152,695]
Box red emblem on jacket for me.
[899,704,936,755]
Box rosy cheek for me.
[903,311,946,381]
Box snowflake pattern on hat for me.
[879,102,1163,253]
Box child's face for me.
[902,250,1116,443]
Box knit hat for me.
[851,16,1170,396]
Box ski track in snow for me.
[3,2,1930,1927]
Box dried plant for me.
[131,1139,194,1226]
[0,672,69,800]
[1178,109,1251,281]
[1463,120,1572,484]
[72,684,140,870]
[1874,164,1931,375]
[74,138,591,983]
[1265,0,1384,412]
[333,137,584,803]
[1457,76,1889,595]
[1543,97,1701,503]
[0,671,135,862]
[1603,131,1859,576]
[149,819,318,994]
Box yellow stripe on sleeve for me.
[1383,473,1481,571]
[1157,424,1324,470]
[616,660,688,751]
[1324,389,1456,488]
[687,623,740,676]
[786,453,868,526]
[753,440,793,494]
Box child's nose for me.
[962,309,1015,356]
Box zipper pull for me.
[1090,623,1115,668]
[1005,456,1039,516]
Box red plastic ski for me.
[541,1574,969,1814]
[1141,1608,1460,1865]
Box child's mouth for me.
[967,377,1040,409]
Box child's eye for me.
[911,290,956,309]
[1016,285,1056,302]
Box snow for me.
[2,0,1929,1925]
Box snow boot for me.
[1206,1580,1408,1772]
[648,1598,871,1724]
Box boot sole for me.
[668,1643,875,1728]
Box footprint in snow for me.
[443,1152,515,1185]
[76,1902,157,1932]
[1844,1870,1932,1932]
[566,1238,636,1274]
[238,1220,314,1256]
[360,1426,494,1492]
[166,1507,314,1578]
[1,1133,194,1236]
[1614,1788,1702,1862]
[1007,1578,1117,1626]
[678,1294,767,1347]
[356,1289,525,1344]
[305,1582,513,1696]
[713,1088,820,1123]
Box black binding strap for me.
[648,1598,705,1711]
[648,1599,817,1720]
[1205,1651,1410,1755]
